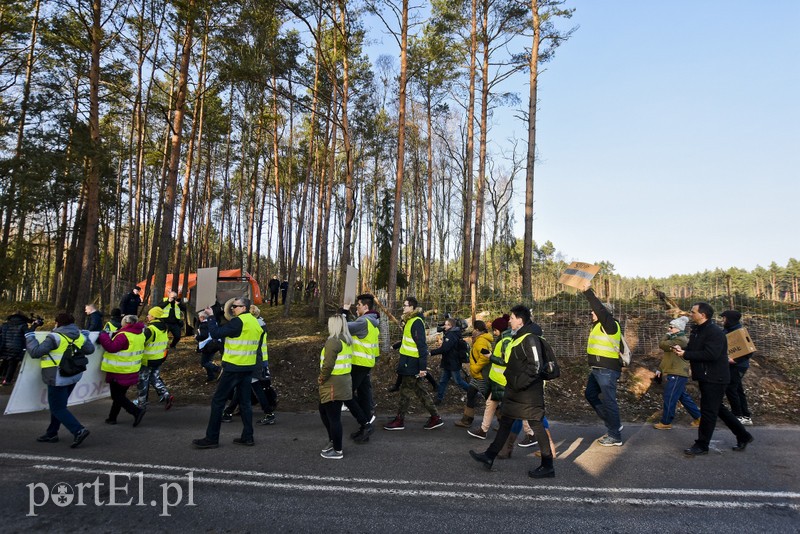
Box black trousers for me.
[108,381,138,421]
[696,381,750,449]
[319,400,344,451]
[485,380,552,459]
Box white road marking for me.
[3,453,798,509]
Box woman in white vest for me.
[318,315,354,460]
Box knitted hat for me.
[491,314,510,332]
[148,306,164,319]
[669,316,689,331]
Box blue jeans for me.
[662,374,701,424]
[585,368,621,439]
[205,370,253,443]
[437,368,470,401]
[46,383,83,437]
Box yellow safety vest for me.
[165,301,181,320]
[101,331,144,374]
[103,322,118,333]
[320,341,353,375]
[222,313,262,366]
[587,322,621,360]
[488,334,513,386]
[41,333,86,369]
[352,320,379,367]
[143,323,169,363]
[399,316,422,358]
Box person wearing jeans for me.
[583,286,625,446]
[673,302,753,456]
[654,316,701,428]
[431,318,469,404]
[25,312,94,448]
[585,367,622,441]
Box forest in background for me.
[1,1,798,320]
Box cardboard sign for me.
[559,262,601,291]
[195,267,219,312]
[4,332,110,415]
[343,265,359,306]
[727,327,756,359]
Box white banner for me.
[3,331,110,415]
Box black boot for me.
[529,455,555,479]
[469,450,494,470]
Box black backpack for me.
[457,338,470,364]
[537,336,560,380]
[50,334,89,377]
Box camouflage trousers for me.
[397,375,438,417]
[137,361,169,406]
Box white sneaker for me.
[321,441,334,453]
[341,405,349,412]
[738,416,753,426]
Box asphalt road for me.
[1,395,798,533]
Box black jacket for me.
[120,292,142,315]
[430,326,464,371]
[86,310,103,332]
[684,320,730,384]
[501,322,546,420]
[0,313,30,359]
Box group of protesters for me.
[8,283,756,476]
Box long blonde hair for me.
[327,314,353,345]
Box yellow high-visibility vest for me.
[101,331,144,374]
[222,313,262,366]
[587,322,621,360]
[399,316,422,358]
[143,324,168,363]
[488,334,512,386]
[41,333,87,369]
[352,320,379,367]
[320,342,353,375]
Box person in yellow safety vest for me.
[340,293,381,443]
[138,307,174,410]
[384,296,443,431]
[318,315,355,459]
[456,320,492,428]
[469,304,555,479]
[468,314,513,439]
[193,297,264,449]
[159,291,185,348]
[24,312,95,448]
[583,284,625,447]
[97,314,146,427]
[103,308,122,334]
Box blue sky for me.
[363,1,799,278]
[514,0,800,277]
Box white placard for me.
[196,267,219,312]
[343,266,359,306]
[4,331,110,415]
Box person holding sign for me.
[583,286,625,447]
[24,312,94,448]
[720,310,754,426]
[341,293,381,441]
[673,303,753,456]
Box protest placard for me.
[559,262,601,291]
